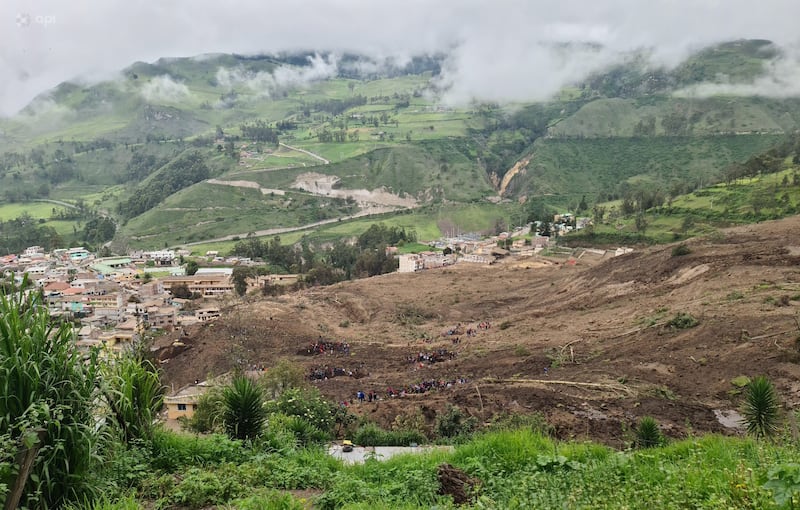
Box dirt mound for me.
[160,215,800,446]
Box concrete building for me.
[161,274,234,298]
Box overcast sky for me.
[1,0,799,116]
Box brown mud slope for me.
[159,215,800,446]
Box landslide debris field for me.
[159,216,800,446]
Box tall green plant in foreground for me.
[0,283,101,508]
[743,375,780,439]
[223,375,266,441]
[105,354,164,443]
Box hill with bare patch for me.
[158,215,800,446]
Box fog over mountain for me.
[2,0,799,116]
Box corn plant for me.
[0,281,102,508]
[104,354,165,443]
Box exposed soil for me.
[158,215,800,447]
[291,171,418,208]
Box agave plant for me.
[223,374,266,441]
[0,281,102,508]
[635,416,664,448]
[742,375,780,439]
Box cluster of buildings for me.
[397,224,551,273]
[0,246,250,356]
[397,216,604,274]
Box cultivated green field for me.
[0,202,68,220]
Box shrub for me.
[634,416,664,448]
[435,405,477,439]
[183,386,224,434]
[283,415,330,446]
[227,489,306,510]
[671,244,691,256]
[742,375,780,439]
[514,344,531,357]
[260,359,308,399]
[267,387,350,436]
[763,463,800,507]
[353,423,427,446]
[224,375,266,441]
[149,429,246,471]
[169,467,244,508]
[485,412,552,436]
[666,312,698,329]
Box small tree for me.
[634,416,664,448]
[635,213,648,234]
[185,260,199,276]
[742,375,780,439]
[223,375,266,441]
[260,359,307,399]
[171,283,193,299]
[183,386,225,434]
[435,405,477,439]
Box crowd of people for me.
[307,320,492,407]
[387,377,469,396]
[308,364,367,380]
[300,337,351,356]
[442,321,491,338]
[342,378,470,406]
[405,349,457,365]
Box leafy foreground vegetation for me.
[49,427,800,509]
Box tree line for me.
[230,223,417,294]
[117,151,210,220]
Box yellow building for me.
[164,382,210,420]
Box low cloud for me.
[215,53,338,98]
[140,75,190,102]
[19,97,74,120]
[3,0,800,116]
[436,42,619,105]
[674,53,800,98]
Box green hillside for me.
[1,41,798,251]
[510,134,784,205]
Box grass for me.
[187,202,513,255]
[0,201,71,220]
[121,183,359,249]
[91,427,800,509]
[526,134,784,207]
[0,202,82,241]
[565,165,800,247]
